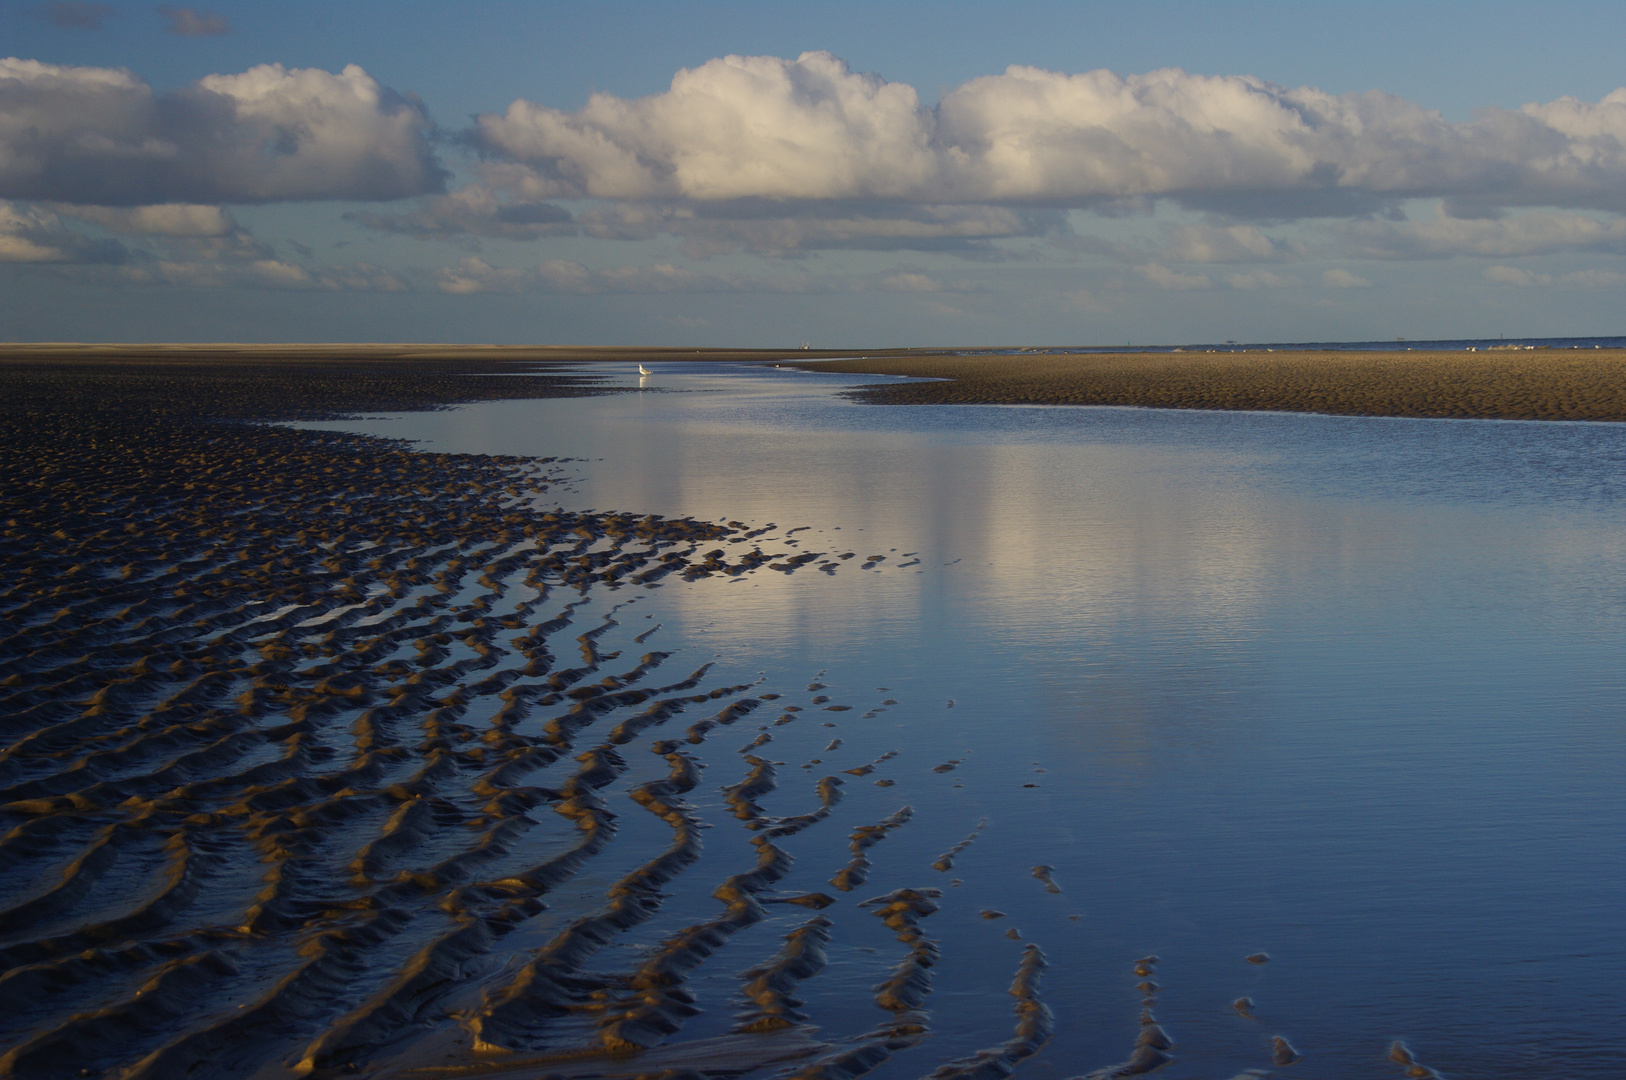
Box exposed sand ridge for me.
[791,349,1626,421]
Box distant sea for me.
[971,334,1626,354]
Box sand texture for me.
[796,349,1626,421]
[0,348,1071,1080]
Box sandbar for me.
[793,348,1626,422]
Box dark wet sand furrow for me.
[297,914,506,1074]
[462,822,625,1045]
[769,888,945,1080]
[0,937,203,1043]
[349,796,462,884]
[460,716,731,1048]
[0,814,99,881]
[585,805,799,1051]
[831,806,913,892]
[920,945,1052,1080]
[453,711,716,1024]
[861,887,941,1030]
[0,824,147,934]
[734,915,832,1032]
[931,818,987,873]
[0,828,217,969]
[1074,956,1174,1079]
[113,913,417,1080]
[469,703,822,1057]
[0,948,241,1080]
[0,711,267,806]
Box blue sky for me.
[4,1,1625,345]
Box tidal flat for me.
[799,347,1626,421]
[3,345,1625,1080]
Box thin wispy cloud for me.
[55,203,235,236]
[30,2,113,30]
[1341,206,1626,260]
[1137,263,1212,290]
[1224,270,1297,289]
[1484,265,1626,288]
[0,199,123,262]
[158,6,230,37]
[428,256,824,296]
[1322,268,1371,288]
[1159,224,1288,264]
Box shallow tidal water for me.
[290,362,1623,1077]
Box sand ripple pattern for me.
[0,354,1062,1080]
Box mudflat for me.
[796,349,1626,421]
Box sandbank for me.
[792,348,1626,422]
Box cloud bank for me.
[6,48,1623,320]
[1340,206,1626,259]
[0,58,444,205]
[471,51,1626,217]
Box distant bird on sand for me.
[637,364,653,375]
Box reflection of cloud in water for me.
[287,364,1626,1079]
[1038,653,1266,789]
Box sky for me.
[3,1,1625,346]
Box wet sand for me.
[4,343,1550,1079]
[0,346,1079,1080]
[793,349,1626,421]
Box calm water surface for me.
[306,363,1626,1079]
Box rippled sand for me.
[0,348,1076,1080]
[797,348,1626,421]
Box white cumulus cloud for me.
[472,52,1626,217]
[1137,263,1211,289]
[0,57,445,205]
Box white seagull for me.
[637,363,653,376]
